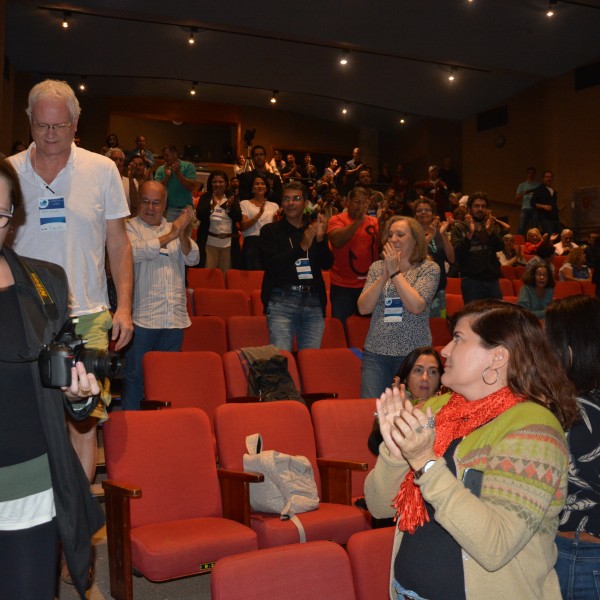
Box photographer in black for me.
[0,159,104,599]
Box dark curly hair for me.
[450,299,577,428]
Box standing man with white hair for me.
[8,80,133,493]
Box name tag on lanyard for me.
[39,196,66,231]
[295,257,313,280]
[384,296,404,323]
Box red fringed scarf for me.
[393,386,524,534]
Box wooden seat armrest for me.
[317,458,367,505]
[102,480,142,600]
[226,395,261,403]
[102,480,142,498]
[217,469,263,525]
[140,399,172,410]
[302,392,338,400]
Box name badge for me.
[295,257,313,280]
[384,297,404,323]
[39,196,66,231]
[211,207,224,221]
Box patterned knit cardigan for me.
[365,392,568,600]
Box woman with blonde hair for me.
[558,246,592,283]
[358,216,440,398]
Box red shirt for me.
[327,212,379,288]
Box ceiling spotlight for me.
[448,67,456,81]
[188,27,197,45]
[339,50,349,66]
[190,82,198,96]
[342,106,349,115]
[270,90,278,104]
[61,11,71,29]
[399,115,406,125]
[78,76,87,92]
[547,0,557,17]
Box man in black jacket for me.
[531,170,561,235]
[260,181,333,351]
[238,145,283,204]
[451,192,504,304]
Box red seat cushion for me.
[131,517,257,581]
[250,503,368,548]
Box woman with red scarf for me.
[365,300,577,600]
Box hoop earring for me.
[482,366,499,385]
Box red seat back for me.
[500,265,516,280]
[181,316,227,354]
[347,528,395,600]
[215,401,321,492]
[225,269,264,297]
[311,399,377,499]
[429,317,451,347]
[250,289,264,315]
[142,351,225,427]
[226,315,270,351]
[345,316,371,350]
[103,408,221,528]
[445,293,464,316]
[446,277,461,294]
[321,317,348,348]
[193,288,250,318]
[187,267,225,290]
[554,280,583,299]
[211,541,357,600]
[298,348,362,399]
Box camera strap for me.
[22,261,59,321]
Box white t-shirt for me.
[240,200,280,238]
[9,143,130,316]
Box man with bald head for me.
[122,181,199,410]
[554,228,578,256]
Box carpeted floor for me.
[56,524,213,600]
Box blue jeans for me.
[461,277,502,305]
[266,288,324,351]
[555,533,600,600]
[122,325,184,410]
[330,284,362,326]
[360,348,405,398]
[518,207,538,235]
[393,579,429,600]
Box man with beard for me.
[327,187,379,325]
[451,192,504,303]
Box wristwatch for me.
[414,459,436,480]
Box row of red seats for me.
[182,314,451,355]
[187,267,332,293]
[103,400,385,599]
[212,531,394,600]
[142,348,364,425]
[446,278,595,316]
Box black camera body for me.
[38,318,124,388]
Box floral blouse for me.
[558,393,600,538]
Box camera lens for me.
[77,349,125,380]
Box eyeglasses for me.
[282,195,304,203]
[415,208,433,213]
[0,212,13,229]
[111,156,125,162]
[140,199,163,208]
[32,122,72,132]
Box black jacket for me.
[259,217,333,315]
[2,247,104,599]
